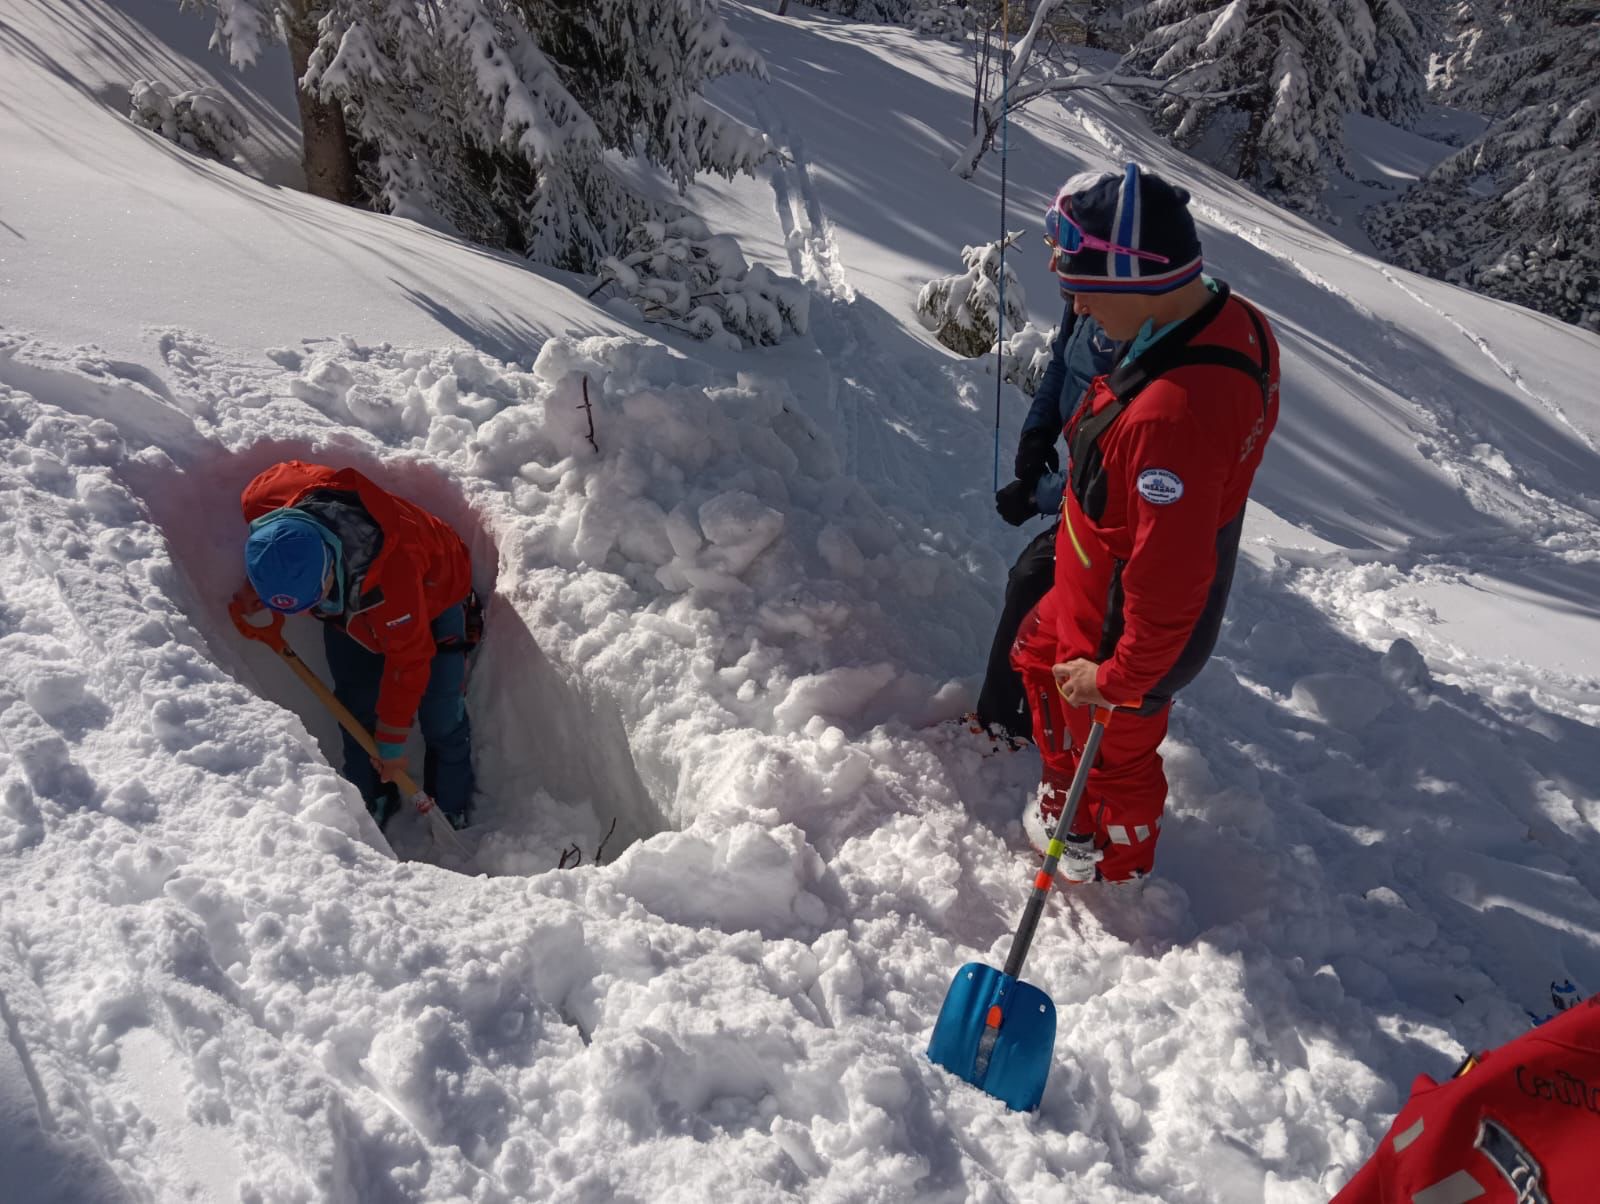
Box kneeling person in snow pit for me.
[1012,163,1279,884]
[232,461,477,831]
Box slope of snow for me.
[0,0,637,363]
[2,3,1600,1203]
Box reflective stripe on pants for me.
[1010,592,1170,882]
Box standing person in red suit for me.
[1012,163,1280,883]
[1334,992,1600,1202]
[232,461,478,830]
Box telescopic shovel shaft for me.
[1001,705,1112,980]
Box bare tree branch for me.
[578,374,598,454]
[594,817,618,864]
[952,0,1238,179]
[955,71,1243,179]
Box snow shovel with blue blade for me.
[927,705,1112,1112]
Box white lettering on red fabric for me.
[1239,414,1265,462]
[1136,468,1184,505]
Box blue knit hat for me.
[245,511,330,614]
[1052,163,1203,294]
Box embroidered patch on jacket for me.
[1475,1117,1548,1204]
[1136,468,1184,505]
[385,613,413,628]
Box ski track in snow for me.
[755,94,867,488]
[1190,201,1376,320]
[750,89,998,610]
[1062,98,1131,164]
[1193,184,1600,534]
[760,113,856,308]
[1379,267,1598,457]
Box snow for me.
[2,1,1600,1202]
[1319,111,1462,251]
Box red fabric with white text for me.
[1052,294,1278,705]
[1333,995,1600,1202]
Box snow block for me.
[1379,638,1432,694]
[1289,673,1391,730]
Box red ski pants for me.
[1009,596,1171,881]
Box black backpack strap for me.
[1066,283,1274,521]
[1101,283,1234,401]
[1069,285,1230,515]
[1228,296,1273,414]
[1140,296,1270,411]
[1162,346,1269,409]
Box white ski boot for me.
[1021,785,1103,882]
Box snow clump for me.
[595,217,810,349]
[128,80,248,162]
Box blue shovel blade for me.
[927,962,1056,1112]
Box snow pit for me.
[121,437,670,875]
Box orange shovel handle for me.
[225,593,477,870]
[229,597,287,652]
[227,597,428,805]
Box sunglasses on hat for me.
[1043,187,1171,276]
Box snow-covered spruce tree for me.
[183,0,770,270]
[992,322,1055,396]
[807,0,915,19]
[1366,2,1600,332]
[129,80,250,161]
[915,234,1030,357]
[916,234,1054,392]
[516,1,770,194]
[594,216,811,347]
[808,0,976,38]
[1428,0,1553,102]
[1121,0,1423,210]
[907,1,978,42]
[179,0,359,200]
[1356,0,1426,126]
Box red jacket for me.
[1334,996,1600,1202]
[1053,286,1278,708]
[241,462,471,745]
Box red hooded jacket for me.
[241,462,471,746]
[1334,995,1600,1202]
[1054,284,1278,709]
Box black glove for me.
[995,479,1039,526]
[1014,428,1061,486]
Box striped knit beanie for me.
[1054,163,1204,294]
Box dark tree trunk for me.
[1236,87,1269,186]
[285,2,359,204]
[1236,2,1285,187]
